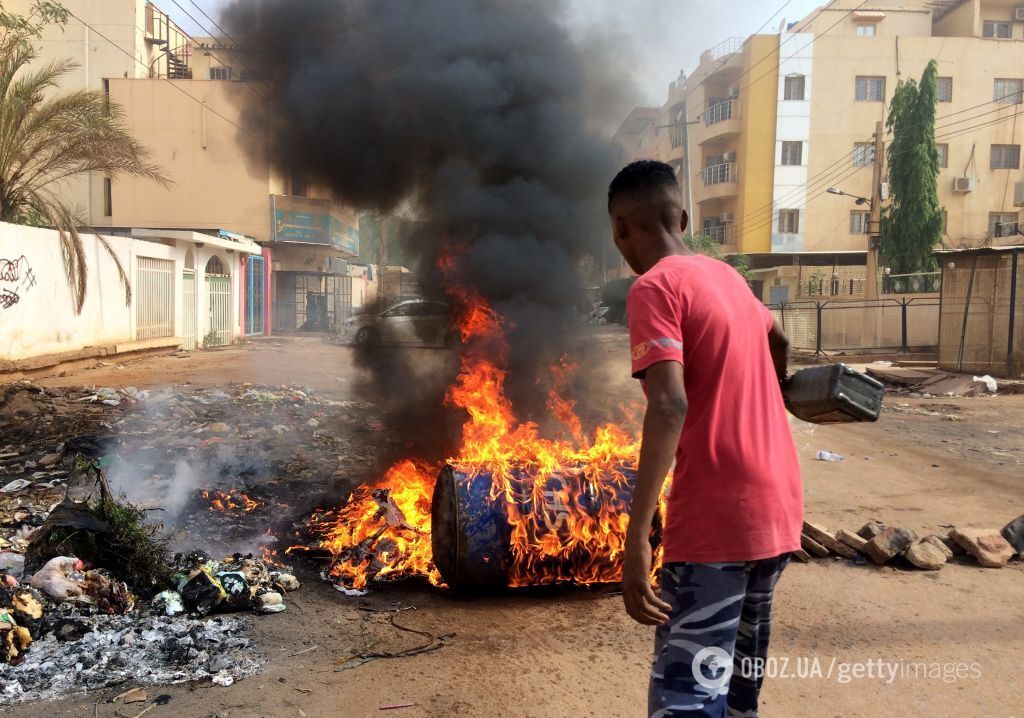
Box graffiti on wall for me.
[0,255,36,309]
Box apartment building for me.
[621,0,1024,295]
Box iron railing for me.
[702,225,735,245]
[883,272,942,294]
[710,37,744,60]
[705,99,737,126]
[702,162,736,186]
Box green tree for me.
[682,233,753,286]
[882,59,943,274]
[0,2,167,311]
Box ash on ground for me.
[0,607,257,706]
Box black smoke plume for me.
[224,0,630,461]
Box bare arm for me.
[622,360,687,625]
[768,319,790,383]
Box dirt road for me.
[7,337,1024,717]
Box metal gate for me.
[272,272,352,332]
[245,255,265,335]
[136,257,174,340]
[207,274,231,346]
[182,269,197,350]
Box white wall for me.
[772,32,813,253]
[0,222,250,362]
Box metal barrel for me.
[431,464,652,593]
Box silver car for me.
[338,299,459,347]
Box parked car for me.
[338,299,459,347]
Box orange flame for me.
[309,256,659,591]
[201,489,262,513]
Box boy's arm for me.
[622,360,686,626]
[768,319,790,383]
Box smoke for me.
[224,0,635,453]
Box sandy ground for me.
[6,335,1024,718]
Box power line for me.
[64,8,256,138]
[187,0,243,49]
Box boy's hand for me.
[621,537,671,625]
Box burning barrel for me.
[431,463,658,592]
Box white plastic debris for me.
[972,375,998,393]
[152,590,185,617]
[815,451,845,462]
[211,671,235,687]
[0,479,31,493]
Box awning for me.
[853,10,886,20]
[131,228,261,255]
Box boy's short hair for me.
[607,160,680,212]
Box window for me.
[784,74,806,101]
[209,66,232,81]
[855,76,885,102]
[103,177,112,217]
[991,144,1021,169]
[989,212,1020,238]
[853,142,876,167]
[937,143,949,169]
[289,171,307,197]
[983,20,1012,39]
[850,211,871,234]
[781,141,803,166]
[778,209,800,234]
[993,79,1023,104]
[936,77,953,103]
[856,23,877,36]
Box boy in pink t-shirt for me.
[608,161,803,717]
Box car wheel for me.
[355,327,381,346]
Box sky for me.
[168,0,825,106]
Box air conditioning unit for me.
[880,182,890,201]
[1015,6,1024,21]
[720,211,735,222]
[724,151,737,162]
[953,176,975,193]
[727,86,740,98]
[1015,180,1024,207]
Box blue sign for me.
[271,195,359,256]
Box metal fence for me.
[705,99,737,126]
[769,297,941,354]
[245,255,265,336]
[883,272,941,294]
[135,256,174,340]
[273,272,352,332]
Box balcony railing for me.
[710,37,744,60]
[883,272,941,295]
[670,125,686,149]
[702,224,735,245]
[702,162,736,186]
[705,99,737,126]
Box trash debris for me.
[115,687,149,704]
[29,556,86,601]
[1,480,32,494]
[174,552,298,616]
[972,375,998,393]
[815,451,845,462]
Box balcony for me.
[697,99,742,145]
[270,195,360,256]
[699,162,739,201]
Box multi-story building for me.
[11,0,366,333]
[619,0,1024,300]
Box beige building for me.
[618,0,1024,301]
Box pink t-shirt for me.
[627,254,803,563]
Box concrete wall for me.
[738,35,780,255]
[0,222,249,361]
[97,78,273,241]
[934,0,979,37]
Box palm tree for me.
[0,2,168,311]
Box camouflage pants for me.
[649,554,790,718]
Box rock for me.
[37,453,61,467]
[836,529,869,554]
[207,422,230,434]
[800,533,830,558]
[936,529,966,556]
[0,390,40,425]
[1001,514,1024,555]
[802,522,859,559]
[857,520,886,540]
[950,528,1015,568]
[864,527,917,565]
[905,539,947,570]
[921,535,954,560]
[791,549,812,563]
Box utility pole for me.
[865,120,885,300]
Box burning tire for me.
[355,327,380,346]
